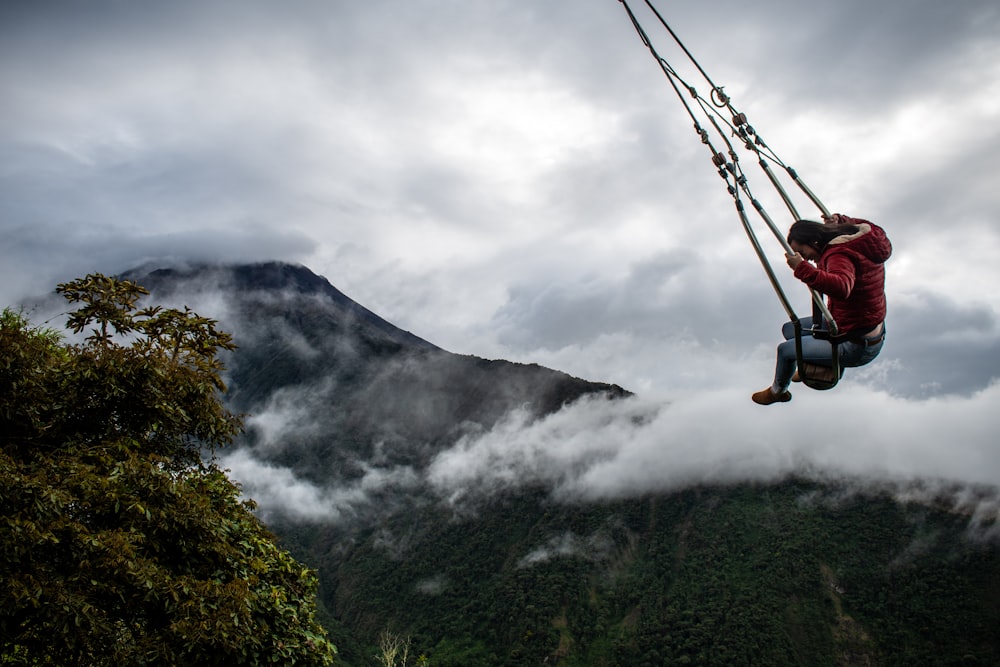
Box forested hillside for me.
[276,480,999,666]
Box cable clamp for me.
[711,86,729,107]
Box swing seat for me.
[799,362,844,391]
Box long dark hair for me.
[787,220,860,251]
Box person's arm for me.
[793,253,856,298]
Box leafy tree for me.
[1,275,336,666]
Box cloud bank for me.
[224,385,1000,540]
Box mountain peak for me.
[130,261,440,353]
[128,261,627,456]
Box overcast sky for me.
[4,0,1000,516]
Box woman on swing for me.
[752,213,893,405]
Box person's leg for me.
[781,316,816,341]
[775,334,834,391]
[753,321,834,405]
[839,324,886,368]
[774,338,798,392]
[781,317,825,374]
[777,317,833,387]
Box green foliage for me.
[52,274,242,467]
[283,483,1000,667]
[1,276,336,666]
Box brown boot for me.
[752,388,792,405]
[792,370,801,383]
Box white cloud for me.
[221,383,1000,531]
[518,530,616,568]
[220,448,420,522]
[425,386,1000,515]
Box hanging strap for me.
[616,0,847,388]
[627,0,832,219]
[617,0,838,326]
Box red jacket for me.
[792,216,892,337]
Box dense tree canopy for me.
[1,275,336,666]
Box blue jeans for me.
[773,317,885,391]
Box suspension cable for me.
[616,0,839,335]
[622,0,831,218]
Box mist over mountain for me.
[131,261,1000,665]
[132,261,629,520]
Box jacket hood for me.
[828,223,893,264]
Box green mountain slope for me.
[277,481,999,666]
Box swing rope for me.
[626,0,832,220]
[616,0,847,388]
